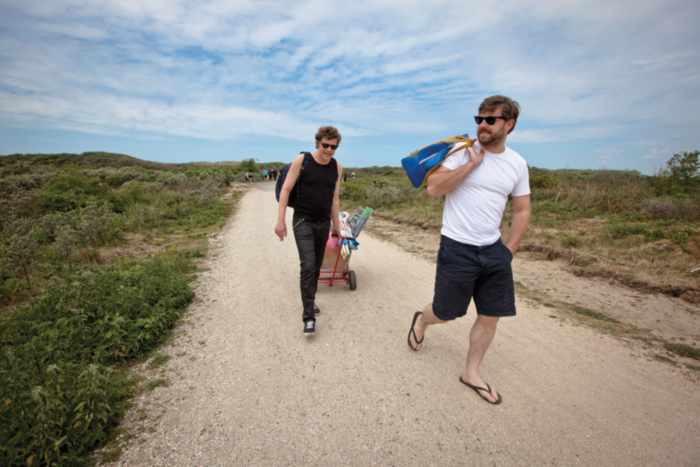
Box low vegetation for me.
[1,253,193,465]
[0,152,247,465]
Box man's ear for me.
[315,140,320,149]
[506,120,515,133]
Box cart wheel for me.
[348,270,357,291]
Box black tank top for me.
[293,154,338,222]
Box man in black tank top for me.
[275,126,343,335]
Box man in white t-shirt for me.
[407,95,531,405]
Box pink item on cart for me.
[326,232,339,248]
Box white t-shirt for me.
[440,141,530,246]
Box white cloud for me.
[1,0,699,164]
[640,148,671,160]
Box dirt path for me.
[106,183,700,466]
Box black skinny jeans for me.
[292,215,330,323]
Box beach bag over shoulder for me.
[401,134,475,188]
[275,152,312,208]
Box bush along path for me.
[0,253,196,466]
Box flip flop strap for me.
[466,381,491,395]
[409,327,424,344]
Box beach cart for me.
[317,207,372,291]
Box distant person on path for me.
[264,169,268,181]
[275,126,343,335]
[407,95,531,404]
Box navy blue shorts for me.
[432,235,516,320]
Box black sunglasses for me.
[320,142,338,150]
[474,116,508,125]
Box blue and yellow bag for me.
[401,134,475,188]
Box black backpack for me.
[275,152,312,208]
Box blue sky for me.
[1,0,699,173]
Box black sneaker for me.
[314,303,321,316]
[304,321,315,335]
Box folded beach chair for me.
[401,134,475,188]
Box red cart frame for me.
[318,235,357,290]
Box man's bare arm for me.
[275,153,305,241]
[331,161,343,237]
[426,144,485,197]
[506,194,531,254]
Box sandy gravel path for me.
[107,183,700,466]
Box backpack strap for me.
[299,152,312,174]
[296,152,313,197]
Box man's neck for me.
[311,150,332,165]
[480,140,507,154]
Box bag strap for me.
[444,138,475,159]
[434,134,475,160]
[296,152,312,197]
[409,134,475,163]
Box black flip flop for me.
[407,311,424,351]
[459,376,502,405]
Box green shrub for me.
[0,253,195,465]
[340,180,367,203]
[561,234,581,248]
[40,171,109,213]
[529,167,558,189]
[367,185,414,207]
[644,228,667,242]
[1,218,39,289]
[78,202,116,248]
[107,182,154,213]
[653,151,700,197]
[608,223,648,239]
[237,158,258,173]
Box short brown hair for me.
[315,126,342,144]
[479,95,520,133]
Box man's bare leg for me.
[461,315,500,402]
[408,303,446,351]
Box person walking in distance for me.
[407,95,531,404]
[275,126,343,335]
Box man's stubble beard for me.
[477,125,506,147]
